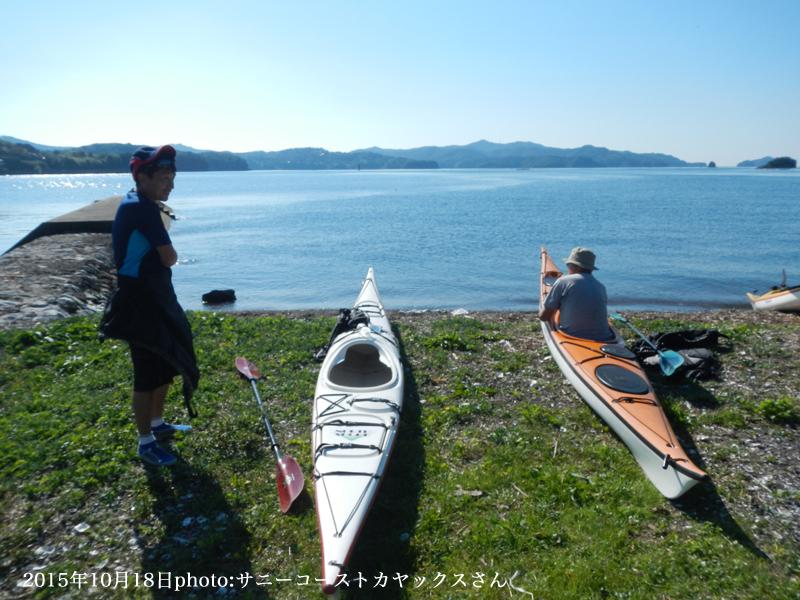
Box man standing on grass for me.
[100,145,199,467]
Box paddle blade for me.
[276,456,305,513]
[659,350,685,376]
[235,357,259,380]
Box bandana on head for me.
[130,145,176,181]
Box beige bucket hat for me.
[563,247,598,271]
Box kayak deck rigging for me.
[316,393,401,418]
[561,340,637,364]
[313,409,399,537]
[315,468,383,538]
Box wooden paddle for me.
[609,313,684,376]
[235,357,305,513]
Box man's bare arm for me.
[538,306,556,322]
[156,244,178,267]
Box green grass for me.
[0,312,798,599]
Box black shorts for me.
[130,344,178,392]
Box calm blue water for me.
[1,169,798,312]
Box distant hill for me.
[0,137,434,173]
[0,137,211,155]
[737,156,774,168]
[358,140,706,168]
[73,142,213,155]
[0,136,73,152]
[238,147,438,170]
[757,157,796,170]
[0,139,247,175]
[0,140,129,175]
[2,136,708,173]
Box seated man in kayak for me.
[538,247,614,341]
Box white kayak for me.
[312,268,404,595]
[746,286,800,312]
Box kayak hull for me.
[313,268,404,594]
[539,247,708,499]
[746,287,800,312]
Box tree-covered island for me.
[0,139,436,175]
[0,140,248,176]
[757,157,797,169]
[1,136,714,175]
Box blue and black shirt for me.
[112,190,171,278]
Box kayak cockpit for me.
[328,343,393,388]
[543,273,561,287]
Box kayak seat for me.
[329,344,393,388]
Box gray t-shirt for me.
[544,273,612,341]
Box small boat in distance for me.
[747,270,800,312]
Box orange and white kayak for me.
[539,247,708,498]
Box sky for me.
[2,0,799,166]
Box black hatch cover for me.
[595,364,649,395]
[600,344,637,360]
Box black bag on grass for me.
[648,329,720,351]
[630,329,722,359]
[676,348,721,380]
[631,329,723,380]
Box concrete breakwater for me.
[0,196,122,332]
[0,233,116,331]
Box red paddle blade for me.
[235,357,259,379]
[276,456,305,513]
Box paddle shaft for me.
[235,357,305,513]
[248,377,284,461]
[611,312,672,352]
[614,316,659,353]
[609,312,684,376]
